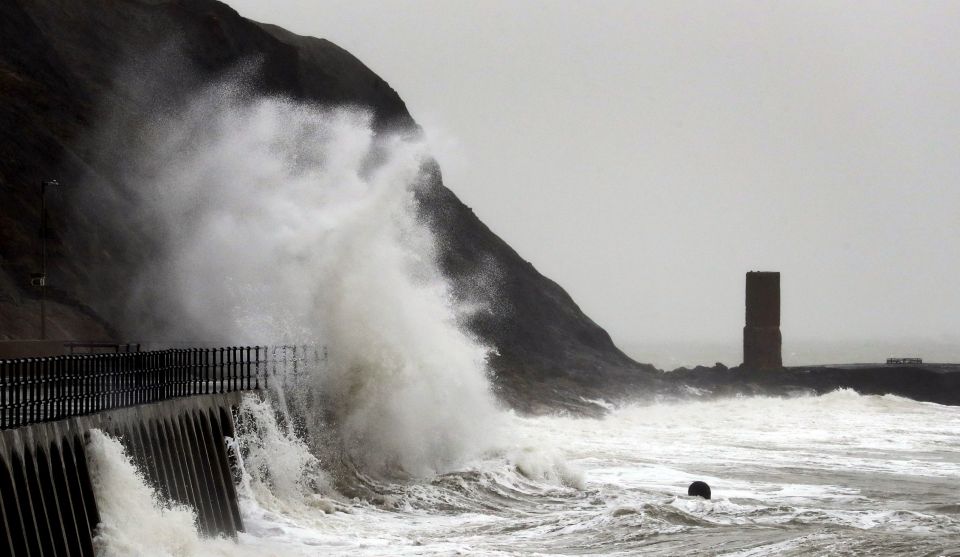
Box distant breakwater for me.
[664,363,960,406]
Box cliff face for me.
[0,0,656,407]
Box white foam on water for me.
[85,389,960,556]
[85,429,284,556]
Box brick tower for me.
[743,271,782,369]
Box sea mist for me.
[87,84,502,478]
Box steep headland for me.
[0,0,657,410]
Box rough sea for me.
[86,389,960,556]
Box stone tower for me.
[743,271,782,369]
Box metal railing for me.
[0,347,263,430]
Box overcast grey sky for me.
[227,0,960,363]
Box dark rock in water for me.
[0,0,657,409]
[688,481,711,500]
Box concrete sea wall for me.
[0,392,244,555]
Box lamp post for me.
[33,179,61,340]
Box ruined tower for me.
[743,271,782,369]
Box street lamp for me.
[33,179,62,340]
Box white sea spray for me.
[104,88,504,478]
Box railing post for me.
[7,360,15,428]
[122,352,128,409]
[62,355,69,419]
[39,357,48,422]
[76,355,84,415]
[136,351,143,405]
[28,358,36,426]
[171,350,178,398]
[60,355,67,419]
[154,351,160,402]
[72,356,80,416]
[145,350,151,404]
[107,353,113,409]
[207,348,214,395]
[211,348,217,394]
[65,355,75,419]
[1,359,7,428]
[194,348,199,395]
[130,351,136,407]
[90,354,98,412]
[146,351,153,402]
[194,348,201,395]
[51,356,59,421]
[222,347,229,393]
[239,347,245,390]
[223,348,230,393]
[191,348,199,396]
[134,350,143,406]
[34,358,41,423]
[185,349,192,396]
[216,348,223,394]
[97,353,104,411]
[110,353,118,410]
[89,354,96,413]
[141,351,147,403]
[206,348,212,395]
[254,346,260,390]
[201,349,208,395]
[166,349,173,399]
[105,353,112,410]
[88,354,95,412]
[178,350,185,397]
[38,357,47,423]
[24,359,32,425]
[170,350,177,398]
[15,359,23,427]
[158,350,165,400]
[232,347,239,392]
[118,352,126,409]
[48,357,55,422]
[248,345,252,389]
[30,358,39,424]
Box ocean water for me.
[86,389,960,556]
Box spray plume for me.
[88,83,502,477]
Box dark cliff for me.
[0,0,657,409]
